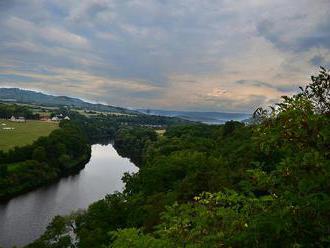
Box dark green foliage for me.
[0,121,91,200]
[302,66,330,114]
[26,68,330,248]
[69,111,189,143]
[0,103,39,119]
[114,127,157,166]
[222,120,244,137]
[32,146,47,162]
[110,228,172,248]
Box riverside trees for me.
[27,68,330,248]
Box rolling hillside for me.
[0,88,135,114]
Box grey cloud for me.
[235,80,298,93]
[0,0,16,11]
[0,0,329,111]
[256,4,330,52]
[235,80,274,88]
[256,20,280,47]
[309,55,330,68]
[299,32,330,51]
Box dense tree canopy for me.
[69,111,190,143]
[0,121,90,200]
[26,68,330,248]
[0,103,39,119]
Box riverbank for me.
[0,144,138,248]
[0,151,91,202]
[0,122,91,202]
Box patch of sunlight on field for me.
[0,119,58,151]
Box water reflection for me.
[0,144,138,248]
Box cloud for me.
[255,0,330,52]
[4,17,89,48]
[235,80,298,93]
[0,0,329,112]
[309,55,330,68]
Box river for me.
[0,144,138,248]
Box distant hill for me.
[0,88,135,114]
[0,88,251,124]
[137,109,251,124]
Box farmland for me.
[0,119,58,151]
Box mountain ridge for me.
[0,88,135,114]
[0,88,251,123]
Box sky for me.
[0,0,329,113]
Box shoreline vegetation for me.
[0,68,328,247]
[24,68,329,248]
[0,121,91,201]
[0,102,190,202]
[0,152,91,202]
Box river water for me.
[0,144,138,248]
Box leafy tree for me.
[26,68,330,248]
[0,121,91,200]
[32,146,47,162]
[110,228,172,248]
[302,66,330,114]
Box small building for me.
[17,117,26,122]
[39,116,50,121]
[39,113,50,121]
[10,116,26,122]
[64,116,70,120]
[51,116,60,122]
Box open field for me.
[0,119,58,151]
[75,109,136,117]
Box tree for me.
[32,146,47,162]
[0,164,7,177]
[302,66,330,114]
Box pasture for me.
[0,119,58,151]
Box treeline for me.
[114,127,158,166]
[69,111,190,143]
[27,68,329,247]
[0,103,39,119]
[0,121,91,200]
[0,97,188,200]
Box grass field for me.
[0,119,58,151]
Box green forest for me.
[24,69,329,247]
[68,110,190,143]
[0,103,40,120]
[0,94,189,201]
[0,121,90,200]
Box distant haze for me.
[137,109,250,124]
[0,1,329,112]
